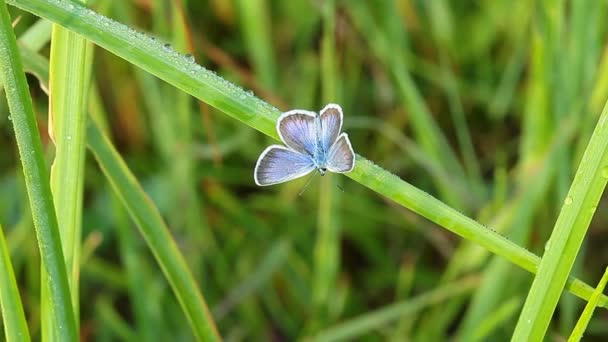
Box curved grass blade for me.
[0,223,31,342]
[7,0,608,308]
[86,123,220,342]
[0,1,76,340]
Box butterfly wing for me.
[319,104,343,152]
[254,145,316,186]
[326,133,355,173]
[277,110,317,156]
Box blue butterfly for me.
[254,104,355,186]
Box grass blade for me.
[7,0,608,309]
[86,122,220,341]
[0,223,31,342]
[311,0,341,329]
[47,0,91,323]
[568,266,608,342]
[512,101,608,340]
[0,1,76,340]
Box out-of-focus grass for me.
[1,0,608,341]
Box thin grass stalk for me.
[312,0,340,329]
[0,223,31,342]
[86,123,221,341]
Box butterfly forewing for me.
[319,104,343,152]
[254,145,316,186]
[277,110,317,156]
[326,133,355,173]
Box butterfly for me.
[254,104,355,186]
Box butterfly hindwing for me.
[326,133,355,173]
[254,145,316,186]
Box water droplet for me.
[163,43,171,49]
[247,90,254,96]
[185,54,195,62]
[7,115,11,121]
[564,196,573,205]
[67,135,72,140]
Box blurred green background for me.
[2,0,608,340]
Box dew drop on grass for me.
[67,135,72,141]
[564,196,573,205]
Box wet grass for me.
[1,0,608,341]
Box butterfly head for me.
[319,167,327,176]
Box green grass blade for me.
[7,0,608,308]
[512,100,608,340]
[235,0,276,89]
[0,1,77,340]
[18,18,51,51]
[568,266,608,342]
[311,0,341,329]
[312,275,479,341]
[86,122,220,342]
[47,0,91,319]
[0,223,31,342]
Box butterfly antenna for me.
[336,184,344,192]
[298,171,319,197]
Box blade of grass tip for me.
[568,266,608,342]
[86,122,221,341]
[47,0,91,318]
[0,1,77,341]
[512,99,608,340]
[311,0,341,330]
[9,0,608,307]
[0,223,31,342]
[312,275,480,342]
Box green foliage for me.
[0,0,608,341]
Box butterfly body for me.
[254,104,355,186]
